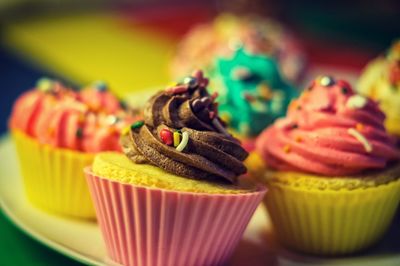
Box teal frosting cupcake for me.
[210,48,298,137]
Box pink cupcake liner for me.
[85,167,266,266]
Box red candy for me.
[160,128,173,145]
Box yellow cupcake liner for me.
[264,177,400,255]
[12,130,95,219]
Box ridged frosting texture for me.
[10,79,134,153]
[256,76,400,176]
[122,70,248,183]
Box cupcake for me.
[209,47,298,151]
[358,39,400,138]
[170,13,306,84]
[84,70,266,266]
[255,76,400,255]
[9,78,135,218]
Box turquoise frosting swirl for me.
[210,48,298,136]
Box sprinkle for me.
[231,67,251,80]
[212,118,231,136]
[121,126,131,135]
[36,78,53,92]
[173,131,181,147]
[243,93,256,102]
[258,84,273,100]
[166,84,188,94]
[131,120,144,130]
[210,92,219,100]
[209,111,216,119]
[346,95,368,109]
[291,124,298,129]
[348,128,372,153]
[220,113,231,123]
[341,87,349,94]
[319,76,335,87]
[176,131,189,152]
[160,128,173,146]
[92,81,107,92]
[76,128,83,138]
[295,136,302,142]
[356,123,364,131]
[78,114,85,123]
[48,127,55,137]
[283,144,291,153]
[106,115,119,125]
[183,76,198,88]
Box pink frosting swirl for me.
[256,76,400,176]
[10,80,135,153]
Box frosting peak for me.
[122,70,248,183]
[256,76,400,176]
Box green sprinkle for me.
[131,120,144,129]
[36,78,53,92]
[76,128,83,138]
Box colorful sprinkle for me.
[220,113,231,123]
[348,128,372,153]
[295,136,302,142]
[76,128,83,138]
[210,92,219,100]
[243,92,256,102]
[319,76,335,87]
[93,81,107,92]
[160,128,173,146]
[173,131,181,147]
[121,126,131,135]
[183,76,198,88]
[356,123,364,131]
[209,111,216,119]
[131,120,144,129]
[176,131,189,152]
[283,144,291,153]
[346,95,367,109]
[106,115,119,125]
[231,67,251,80]
[258,83,273,100]
[341,87,349,94]
[36,78,53,92]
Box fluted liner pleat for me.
[85,168,266,266]
[12,130,95,218]
[264,178,400,255]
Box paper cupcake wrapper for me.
[12,130,96,218]
[85,168,266,266]
[265,178,400,255]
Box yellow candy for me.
[173,131,181,147]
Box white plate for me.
[1,136,400,266]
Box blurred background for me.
[0,0,399,264]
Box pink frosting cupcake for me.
[9,78,137,218]
[253,76,400,255]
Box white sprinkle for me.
[347,128,373,153]
[176,131,189,152]
[346,95,367,109]
[212,118,231,137]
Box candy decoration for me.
[319,76,335,87]
[160,128,173,146]
[173,131,181,147]
[106,115,119,125]
[121,126,131,136]
[209,111,216,119]
[243,92,256,102]
[76,128,83,138]
[131,120,144,129]
[346,95,367,109]
[176,131,189,152]
[348,128,372,152]
[231,67,251,81]
[283,144,291,153]
[211,92,219,100]
[258,83,273,100]
[183,76,198,88]
[356,123,364,131]
[93,81,108,92]
[36,78,53,92]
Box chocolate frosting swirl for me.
[122,70,248,183]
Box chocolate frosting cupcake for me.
[121,70,248,183]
